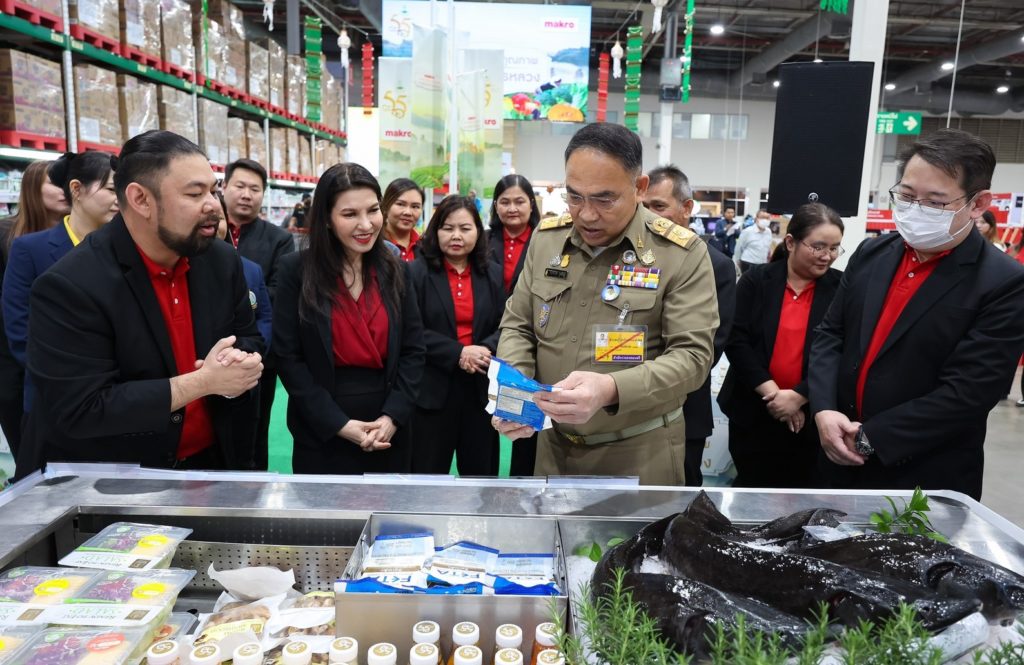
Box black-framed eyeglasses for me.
[888,187,976,217]
[561,191,623,212]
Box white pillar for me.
[842,0,889,269]
[658,102,673,165]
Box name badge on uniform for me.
[593,324,647,364]
[544,267,568,279]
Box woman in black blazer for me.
[411,196,504,475]
[717,203,845,488]
[273,163,425,474]
[486,174,541,475]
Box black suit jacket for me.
[272,252,425,442]
[719,260,842,425]
[809,230,1024,499]
[0,218,23,406]
[232,217,294,301]
[487,225,533,295]
[683,244,736,440]
[24,215,263,471]
[409,258,504,410]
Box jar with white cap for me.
[528,623,557,665]
[535,650,564,665]
[494,625,522,654]
[412,620,442,664]
[494,648,523,665]
[409,642,440,665]
[189,643,222,665]
[232,642,264,665]
[146,640,181,665]
[452,645,482,665]
[446,622,479,665]
[329,637,359,665]
[282,640,313,665]
[368,642,398,665]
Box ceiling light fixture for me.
[772,80,780,88]
[940,62,955,71]
[710,24,725,35]
[885,83,896,91]
[997,85,1010,93]
[813,58,823,63]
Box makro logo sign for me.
[542,18,577,32]
[384,129,412,139]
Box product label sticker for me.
[593,325,647,364]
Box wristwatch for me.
[855,425,874,457]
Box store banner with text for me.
[455,68,484,196]
[384,1,591,122]
[460,49,504,197]
[378,57,413,188]
[410,24,449,189]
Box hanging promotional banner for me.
[378,57,413,188]
[383,0,591,122]
[456,69,485,197]
[461,49,504,197]
[410,25,449,189]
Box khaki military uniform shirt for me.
[497,203,719,441]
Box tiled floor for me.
[980,368,1024,527]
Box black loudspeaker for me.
[767,61,875,217]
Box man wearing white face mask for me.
[734,209,774,274]
[809,129,1024,500]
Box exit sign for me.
[877,111,921,135]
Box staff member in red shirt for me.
[381,178,424,263]
[409,196,504,475]
[273,164,425,474]
[486,174,541,476]
[718,203,844,488]
[22,130,264,474]
[810,129,1024,500]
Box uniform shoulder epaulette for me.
[537,213,573,231]
[646,216,696,249]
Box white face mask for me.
[893,203,972,250]
[755,218,769,230]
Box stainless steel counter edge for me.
[1,464,1022,572]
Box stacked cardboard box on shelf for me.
[286,128,300,175]
[227,117,246,162]
[285,55,305,118]
[198,98,229,165]
[321,73,340,132]
[159,0,194,74]
[0,50,66,139]
[266,40,285,110]
[246,41,268,103]
[69,0,120,43]
[158,85,197,142]
[246,120,266,167]
[206,1,247,90]
[117,74,158,141]
[269,126,288,174]
[74,64,122,148]
[194,19,226,82]
[297,134,311,176]
[120,0,161,59]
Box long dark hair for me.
[48,151,113,206]
[418,196,490,274]
[9,161,59,249]
[771,203,844,262]
[488,174,540,233]
[300,163,404,321]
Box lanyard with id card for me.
[593,302,647,365]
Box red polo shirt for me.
[502,225,531,292]
[856,245,951,415]
[768,281,816,391]
[387,229,419,263]
[136,247,215,460]
[445,261,474,346]
[227,221,243,248]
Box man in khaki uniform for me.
[493,123,719,485]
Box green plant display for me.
[870,487,948,543]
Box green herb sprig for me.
[870,487,948,543]
[572,537,625,563]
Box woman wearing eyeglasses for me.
[718,203,845,488]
